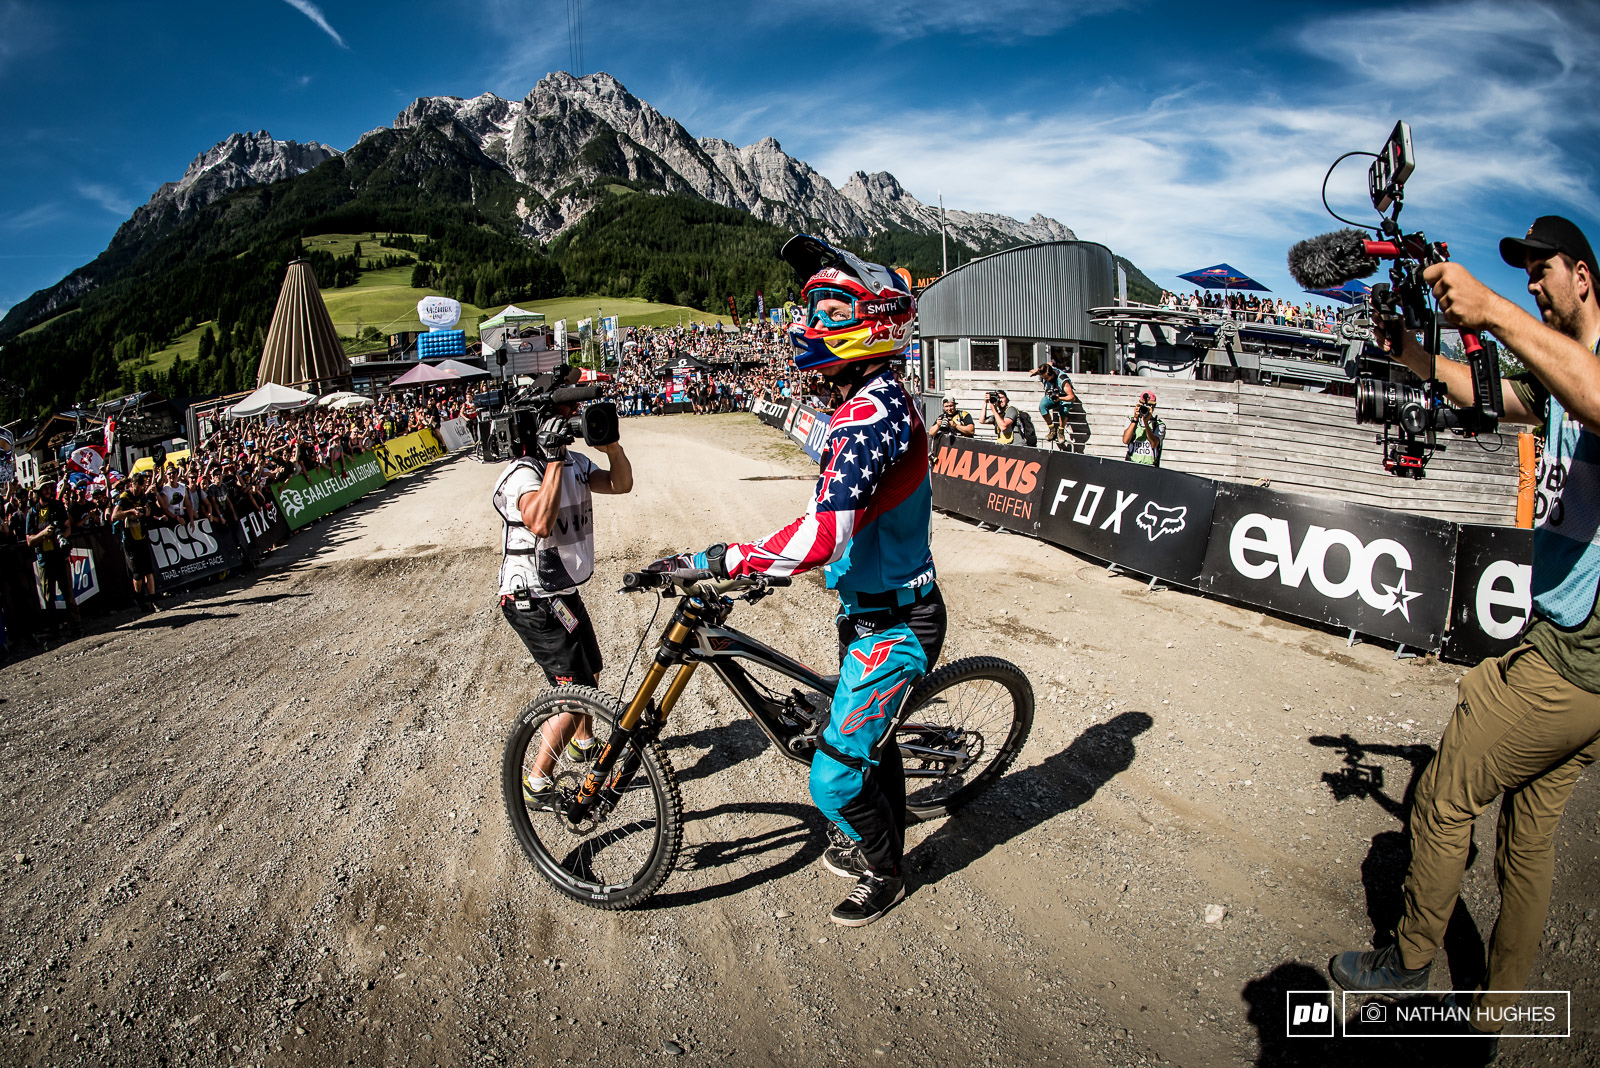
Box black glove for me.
[536,416,570,460]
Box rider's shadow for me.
[907,710,1152,886]
[666,717,772,785]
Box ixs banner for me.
[1444,524,1533,665]
[1035,451,1217,585]
[435,417,473,453]
[931,439,1047,534]
[1200,484,1457,649]
[150,518,245,592]
[274,451,387,531]
[376,430,446,481]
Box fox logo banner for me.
[1033,450,1216,585]
[1200,483,1455,649]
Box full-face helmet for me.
[780,234,915,372]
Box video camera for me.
[480,363,619,462]
[1287,121,1503,478]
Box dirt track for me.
[1,412,1596,1067]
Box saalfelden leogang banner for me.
[273,451,387,531]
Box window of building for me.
[1005,339,1037,372]
[1076,343,1106,375]
[1047,344,1074,369]
[970,340,1000,372]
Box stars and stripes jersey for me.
[725,368,935,600]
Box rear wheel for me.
[896,656,1033,821]
[501,686,683,909]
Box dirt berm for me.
[1,413,1594,1066]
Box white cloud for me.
[847,0,1132,40]
[281,0,348,50]
[803,1,1600,294]
[74,182,133,217]
[1,202,64,232]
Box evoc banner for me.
[1035,451,1217,585]
[376,430,446,481]
[930,439,1047,535]
[151,518,244,592]
[274,451,387,531]
[1444,524,1533,665]
[1200,484,1457,649]
[235,502,290,558]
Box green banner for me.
[272,451,387,531]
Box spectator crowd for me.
[1157,290,1351,332]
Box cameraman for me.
[981,389,1019,444]
[492,400,633,811]
[932,393,975,446]
[1029,360,1076,444]
[1121,390,1164,466]
[1330,216,1600,1037]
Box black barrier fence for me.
[151,518,245,593]
[747,392,1536,663]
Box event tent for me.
[228,382,316,418]
[388,362,459,387]
[433,359,492,379]
[317,390,365,407]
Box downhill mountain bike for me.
[501,564,1034,909]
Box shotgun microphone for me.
[1286,228,1382,290]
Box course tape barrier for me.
[375,430,447,481]
[748,392,1532,662]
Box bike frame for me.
[564,585,961,823]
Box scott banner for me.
[1445,524,1533,665]
[274,451,387,531]
[376,430,446,481]
[151,517,245,592]
[751,393,790,428]
[1200,484,1457,649]
[1035,451,1217,585]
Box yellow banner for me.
[374,430,446,482]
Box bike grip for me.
[762,576,793,587]
[621,571,666,589]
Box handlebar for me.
[620,567,793,594]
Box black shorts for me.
[502,592,602,687]
[126,539,155,578]
[836,583,948,669]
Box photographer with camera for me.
[492,386,632,812]
[981,389,1020,445]
[1330,216,1600,1039]
[1029,360,1077,444]
[932,393,975,447]
[1121,390,1164,466]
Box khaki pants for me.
[1396,644,1600,1024]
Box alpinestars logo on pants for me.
[1229,513,1423,619]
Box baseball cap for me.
[1140,390,1157,404]
[1500,215,1598,280]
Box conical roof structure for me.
[257,259,352,390]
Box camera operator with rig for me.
[1329,214,1600,1041]
[491,369,630,812]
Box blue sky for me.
[2,0,1597,320]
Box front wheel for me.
[897,656,1033,821]
[501,686,683,909]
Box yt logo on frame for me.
[1285,991,1335,1037]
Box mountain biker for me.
[492,391,634,811]
[686,234,947,927]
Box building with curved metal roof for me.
[915,240,1117,391]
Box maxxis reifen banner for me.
[274,451,387,531]
[930,439,1047,535]
[1445,524,1534,665]
[1199,483,1457,649]
[1034,451,1217,585]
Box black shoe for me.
[821,843,868,879]
[1329,942,1430,992]
[830,871,904,927]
